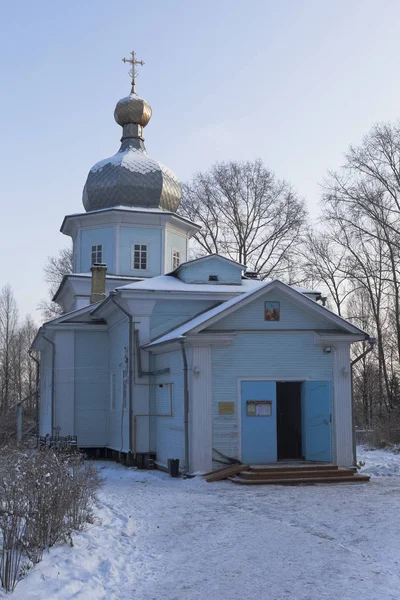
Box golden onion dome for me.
[82,52,181,214]
[114,93,152,127]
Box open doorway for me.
[277,382,303,460]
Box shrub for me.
[0,448,102,592]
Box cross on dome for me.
[122,50,145,93]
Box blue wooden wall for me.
[210,332,333,460]
[150,350,185,467]
[74,331,108,446]
[178,257,243,284]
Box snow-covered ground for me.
[5,447,400,600]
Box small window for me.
[172,249,181,269]
[122,368,128,410]
[209,275,218,282]
[132,244,147,270]
[91,244,102,265]
[110,373,116,410]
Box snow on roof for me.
[66,272,142,280]
[117,274,319,296]
[117,275,264,294]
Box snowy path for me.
[7,448,400,600]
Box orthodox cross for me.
[122,50,145,93]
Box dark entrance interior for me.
[277,382,303,460]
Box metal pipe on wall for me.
[110,295,133,455]
[180,341,190,474]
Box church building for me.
[32,53,371,474]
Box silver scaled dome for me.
[82,90,181,213]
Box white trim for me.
[161,226,166,274]
[315,333,365,344]
[115,225,120,275]
[76,230,81,272]
[45,324,108,331]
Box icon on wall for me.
[264,301,280,321]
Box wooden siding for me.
[208,290,337,331]
[150,350,185,467]
[119,226,162,277]
[39,345,52,436]
[74,331,108,447]
[54,331,74,437]
[178,257,243,284]
[165,229,187,272]
[211,332,334,461]
[107,318,130,452]
[190,346,213,472]
[333,343,353,466]
[79,226,114,273]
[150,299,217,340]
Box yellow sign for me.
[219,402,235,415]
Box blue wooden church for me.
[33,54,370,475]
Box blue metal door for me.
[241,381,277,464]
[302,381,332,462]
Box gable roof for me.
[144,280,368,348]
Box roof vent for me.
[209,275,219,282]
[244,270,259,280]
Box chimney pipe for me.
[90,263,107,304]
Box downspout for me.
[350,337,376,465]
[42,333,56,434]
[180,340,190,474]
[28,349,40,442]
[110,294,133,455]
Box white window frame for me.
[122,368,129,410]
[172,248,181,270]
[91,244,103,265]
[110,372,116,410]
[132,244,148,271]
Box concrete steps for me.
[229,464,370,486]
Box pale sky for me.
[1,0,400,321]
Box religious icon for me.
[264,301,280,321]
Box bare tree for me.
[38,246,73,320]
[299,231,353,315]
[320,121,400,435]
[179,159,307,279]
[0,285,18,411]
